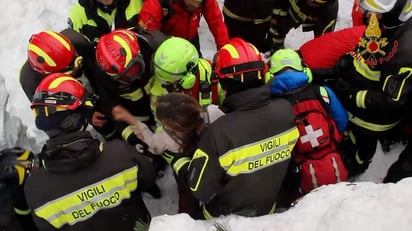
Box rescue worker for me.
[25,73,157,230]
[271,0,339,52]
[170,38,299,219]
[150,36,224,111]
[137,0,229,53]
[95,28,168,177]
[266,49,348,206]
[20,29,95,102]
[0,147,38,231]
[148,37,226,217]
[68,0,143,45]
[333,0,412,177]
[94,29,163,147]
[222,0,274,53]
[20,29,111,145]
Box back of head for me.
[214,38,265,96]
[28,31,76,74]
[31,73,94,136]
[153,37,200,89]
[155,92,203,153]
[266,48,307,83]
[359,0,412,28]
[96,29,145,84]
[269,49,303,73]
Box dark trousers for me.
[174,175,202,219]
[340,127,378,177]
[384,141,412,183]
[224,16,272,53]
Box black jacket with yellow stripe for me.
[92,29,169,145]
[24,131,157,230]
[68,0,142,44]
[19,28,95,102]
[336,17,412,136]
[173,86,299,219]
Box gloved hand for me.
[162,151,179,164]
[334,78,357,104]
[0,148,35,186]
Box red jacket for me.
[138,0,229,49]
[299,25,366,69]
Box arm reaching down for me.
[112,105,180,154]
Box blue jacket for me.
[270,71,348,131]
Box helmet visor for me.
[111,54,145,84]
[31,91,83,110]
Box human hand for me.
[91,111,108,127]
[112,105,135,124]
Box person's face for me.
[97,0,114,6]
[363,10,383,23]
[305,0,323,8]
[183,0,202,12]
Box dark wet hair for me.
[155,93,204,154]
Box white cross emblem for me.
[299,125,324,148]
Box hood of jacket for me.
[42,131,101,173]
[220,86,271,113]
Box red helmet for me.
[28,31,76,74]
[31,72,92,111]
[214,38,265,80]
[96,29,145,83]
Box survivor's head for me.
[31,73,94,137]
[214,38,266,96]
[155,92,204,154]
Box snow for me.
[1,0,411,230]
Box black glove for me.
[336,54,355,79]
[0,147,34,185]
[335,78,357,104]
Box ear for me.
[264,72,273,84]
[180,73,196,89]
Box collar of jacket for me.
[42,131,101,173]
[220,86,271,113]
[96,0,118,14]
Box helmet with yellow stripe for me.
[215,37,265,80]
[31,73,95,133]
[96,29,145,84]
[28,31,78,74]
[214,37,265,96]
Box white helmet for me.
[360,0,412,26]
[398,0,412,22]
[359,0,396,13]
